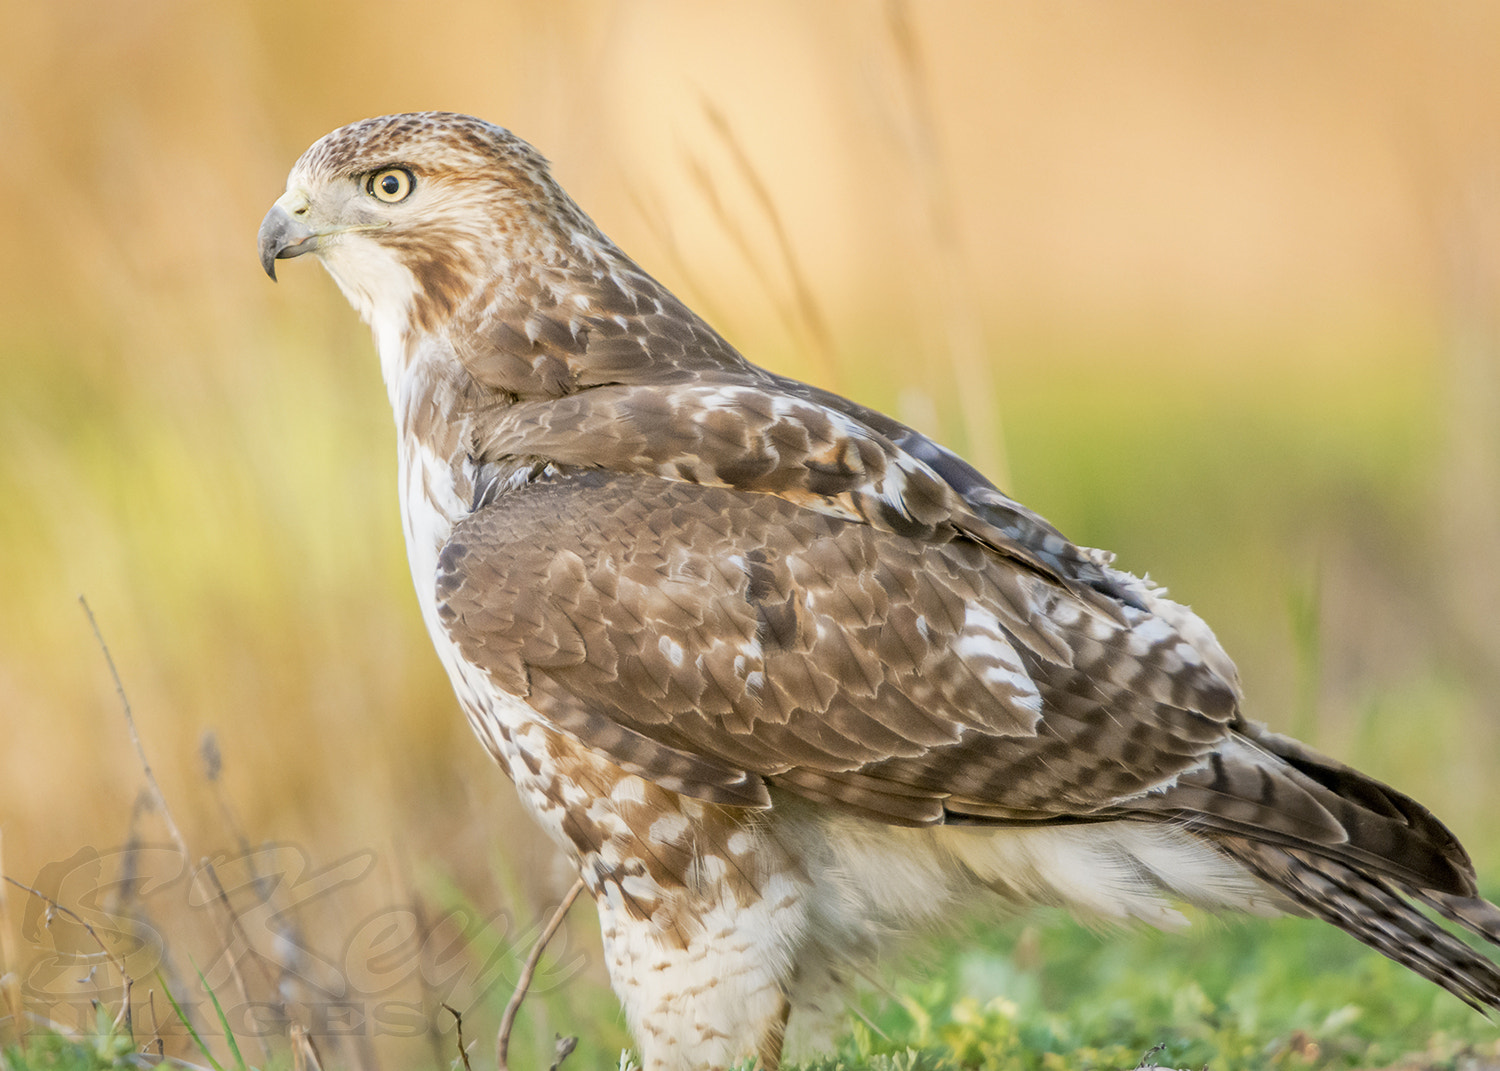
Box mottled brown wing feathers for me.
[762,373,1147,610]
[471,380,1138,625]
[436,469,1238,826]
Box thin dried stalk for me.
[80,597,191,859]
[80,597,263,1058]
[496,878,586,1071]
[0,831,32,1046]
[4,876,133,1034]
[884,0,1010,487]
[702,99,839,388]
[444,1003,474,1071]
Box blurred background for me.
[3,0,1499,1065]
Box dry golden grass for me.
[3,2,1500,1067]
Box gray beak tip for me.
[258,202,315,283]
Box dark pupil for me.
[380,173,401,195]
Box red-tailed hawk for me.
[259,112,1500,1070]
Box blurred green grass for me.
[786,911,1500,1070]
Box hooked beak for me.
[258,191,318,281]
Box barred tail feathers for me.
[1215,835,1500,1014]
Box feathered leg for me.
[594,882,803,1071]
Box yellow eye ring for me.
[368,167,415,203]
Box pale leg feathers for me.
[596,869,807,1071]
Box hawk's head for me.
[263,112,751,397]
[259,112,599,334]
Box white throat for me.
[319,241,425,411]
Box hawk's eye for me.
[367,167,415,204]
